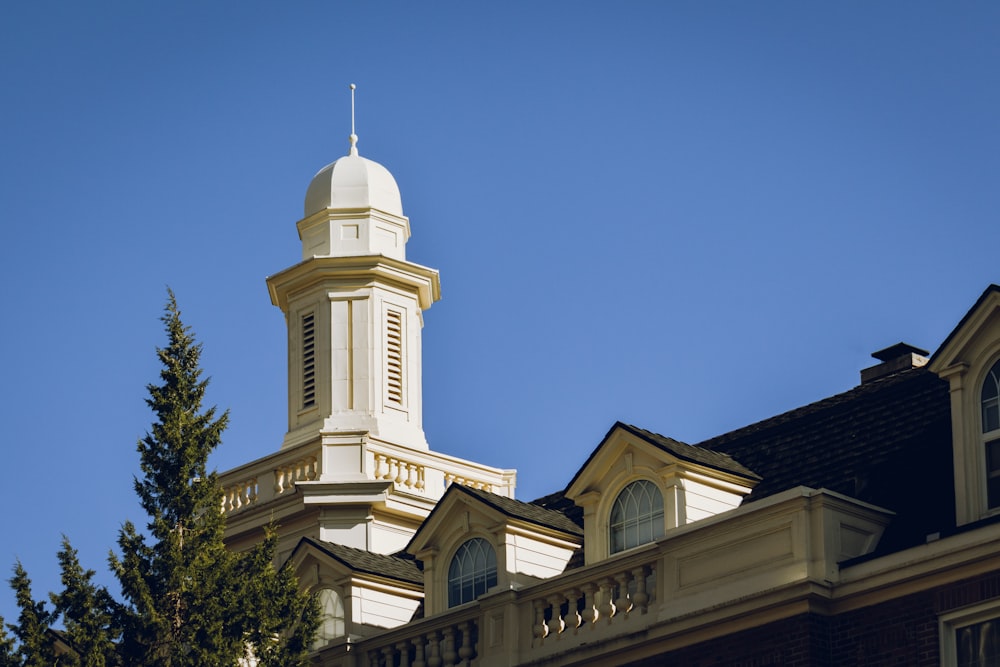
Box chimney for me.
[860,342,930,384]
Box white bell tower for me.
[220,88,514,557]
[267,96,440,460]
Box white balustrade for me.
[374,453,426,493]
[361,620,477,667]
[220,452,319,516]
[530,563,655,648]
[443,473,494,494]
[221,478,257,513]
[274,455,318,494]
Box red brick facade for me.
[623,570,1000,667]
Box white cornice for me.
[267,254,441,311]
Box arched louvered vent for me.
[302,312,316,409]
[386,309,404,405]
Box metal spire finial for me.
[348,83,359,156]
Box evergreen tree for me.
[108,291,318,666]
[0,619,15,667]
[7,563,57,667]
[3,293,317,664]
[50,538,119,666]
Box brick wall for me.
[623,570,1000,667]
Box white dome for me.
[304,152,403,218]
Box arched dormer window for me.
[983,359,1000,507]
[312,588,346,649]
[610,479,665,554]
[447,538,497,608]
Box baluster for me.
[411,637,426,667]
[614,572,631,617]
[580,582,598,626]
[405,463,416,488]
[457,621,474,665]
[426,630,442,667]
[367,649,381,667]
[415,466,425,490]
[546,594,566,637]
[564,588,582,633]
[394,459,405,485]
[631,565,649,613]
[374,453,386,479]
[397,640,412,667]
[533,599,547,644]
[442,626,457,666]
[598,577,615,622]
[381,645,395,667]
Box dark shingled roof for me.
[531,489,584,529]
[563,421,761,496]
[309,539,423,584]
[619,422,761,481]
[699,366,954,553]
[456,486,584,537]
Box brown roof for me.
[309,540,423,584]
[457,486,584,537]
[699,366,954,552]
[620,422,761,480]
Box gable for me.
[928,285,1000,527]
[565,422,759,501]
[287,537,423,590]
[407,485,512,557]
[407,484,582,557]
[931,285,1000,376]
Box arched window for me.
[311,588,346,649]
[983,359,1000,507]
[610,479,665,554]
[447,538,497,607]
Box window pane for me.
[312,588,346,649]
[957,618,1000,667]
[610,480,664,554]
[984,361,1000,433]
[986,403,1000,435]
[448,538,497,607]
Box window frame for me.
[311,586,346,649]
[983,359,1000,509]
[940,600,1000,667]
[447,537,498,608]
[609,479,666,555]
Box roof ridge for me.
[460,486,584,535]
[698,366,931,450]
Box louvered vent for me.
[302,312,316,409]
[386,310,404,405]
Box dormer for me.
[407,485,583,617]
[929,285,1000,526]
[564,422,760,566]
[287,538,423,651]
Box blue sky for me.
[1,2,998,623]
